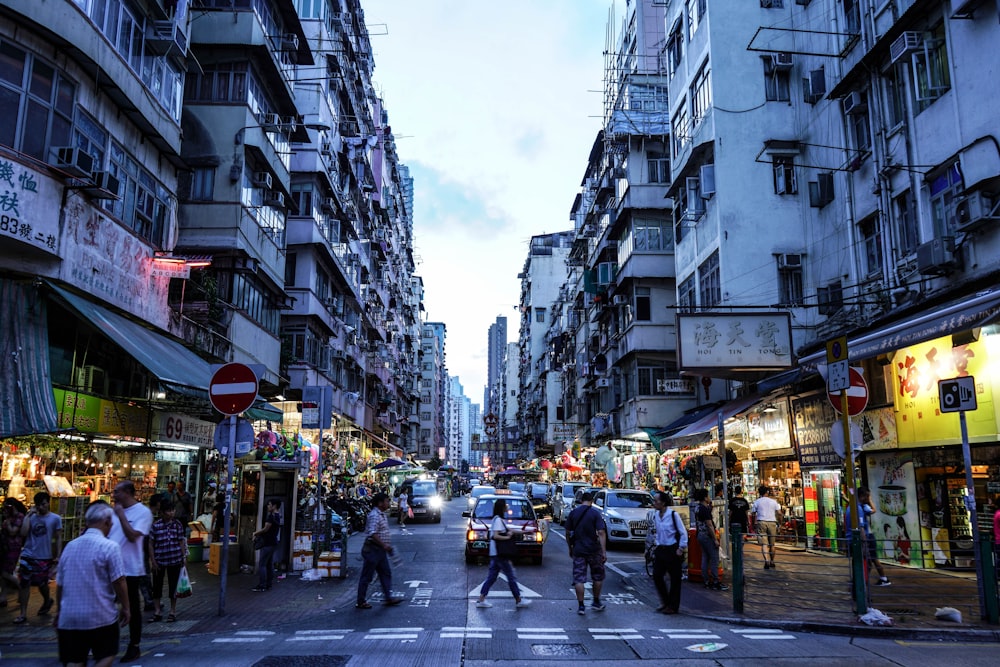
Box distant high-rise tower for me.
[486,316,507,415]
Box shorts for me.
[17,557,54,587]
[756,521,778,547]
[58,622,120,664]
[572,553,606,585]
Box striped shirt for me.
[150,518,186,566]
[365,507,391,547]
[56,528,125,630]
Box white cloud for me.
[366,1,610,396]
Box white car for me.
[593,489,656,545]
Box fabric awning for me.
[49,284,212,391]
[1,279,59,437]
[654,402,727,439]
[666,394,766,443]
[798,287,1000,367]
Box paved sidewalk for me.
[624,541,1000,640]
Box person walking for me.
[252,499,281,592]
[752,485,783,569]
[355,493,404,609]
[694,488,728,591]
[397,487,410,528]
[109,481,153,663]
[1,498,26,608]
[54,501,130,667]
[646,491,688,614]
[148,501,187,622]
[565,491,607,615]
[173,482,193,529]
[728,486,751,540]
[857,487,891,586]
[475,498,531,609]
[14,491,62,624]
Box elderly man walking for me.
[109,481,153,663]
[355,492,405,609]
[54,501,129,667]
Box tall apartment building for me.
[419,322,448,460]
[0,1,424,484]
[485,315,507,415]
[447,376,470,466]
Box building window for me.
[671,103,690,158]
[883,66,906,129]
[535,307,546,323]
[633,217,672,252]
[859,216,882,277]
[763,57,791,102]
[773,156,797,195]
[284,252,297,286]
[847,94,871,153]
[674,186,689,243]
[698,251,721,308]
[647,152,670,184]
[678,274,696,311]
[190,167,215,201]
[0,42,75,161]
[184,61,249,103]
[690,60,712,128]
[929,161,963,236]
[629,84,668,112]
[105,141,171,247]
[777,260,803,307]
[687,0,706,41]
[843,0,861,34]
[665,19,683,76]
[913,24,950,111]
[894,190,919,256]
[635,287,651,321]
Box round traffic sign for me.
[210,363,259,415]
[827,367,868,416]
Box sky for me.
[364,1,614,401]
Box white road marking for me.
[591,628,643,640]
[294,629,354,635]
[440,626,493,639]
[287,635,346,641]
[519,634,570,640]
[661,628,722,639]
[212,638,266,643]
[731,628,796,640]
[365,633,419,640]
[364,627,422,640]
[517,627,569,640]
[468,574,542,598]
[235,630,275,635]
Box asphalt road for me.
[2,496,997,665]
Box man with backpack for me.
[645,491,688,614]
[565,491,607,615]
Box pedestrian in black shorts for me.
[565,491,607,615]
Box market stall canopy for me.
[496,466,525,476]
[664,393,766,448]
[373,458,407,470]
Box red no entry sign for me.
[828,366,869,416]
[210,363,259,415]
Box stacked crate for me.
[292,531,312,571]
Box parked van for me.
[551,481,589,524]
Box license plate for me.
[471,541,488,549]
[634,529,647,536]
[413,508,426,514]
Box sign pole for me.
[219,413,236,616]
[841,390,865,615]
[959,410,987,620]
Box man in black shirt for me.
[565,492,607,615]
[728,487,751,538]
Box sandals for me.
[149,614,163,622]
[166,614,176,623]
[13,616,26,624]
[355,602,372,609]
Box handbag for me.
[175,566,192,598]
[492,520,518,559]
[253,535,264,550]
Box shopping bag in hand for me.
[175,566,193,598]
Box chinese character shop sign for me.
[676,312,793,370]
[0,159,60,256]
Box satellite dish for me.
[829,423,864,458]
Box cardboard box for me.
[207,542,241,576]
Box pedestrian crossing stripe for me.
[287,630,353,642]
[517,627,568,640]
[731,628,796,640]
[364,627,422,640]
[468,573,542,598]
[591,628,643,640]
[441,626,492,639]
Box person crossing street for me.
[355,493,405,609]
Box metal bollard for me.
[850,533,867,615]
[980,533,998,624]
[730,524,744,613]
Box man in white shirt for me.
[55,501,129,667]
[752,485,783,569]
[109,481,153,663]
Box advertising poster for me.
[865,451,919,565]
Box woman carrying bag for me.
[475,498,532,609]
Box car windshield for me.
[411,481,437,495]
[528,483,547,497]
[508,482,525,493]
[472,486,495,497]
[474,498,535,520]
[607,492,654,509]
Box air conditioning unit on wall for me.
[916,237,958,275]
[596,378,611,388]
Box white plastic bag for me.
[301,568,321,581]
[859,607,893,626]
[935,606,962,623]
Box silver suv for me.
[551,481,589,524]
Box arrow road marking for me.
[405,580,428,588]
[468,573,542,598]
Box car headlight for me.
[429,496,443,509]
[609,516,626,525]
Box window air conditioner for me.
[322,197,336,212]
[263,190,285,208]
[686,176,705,215]
[281,33,299,51]
[261,113,282,130]
[596,378,611,388]
[771,53,793,71]
[843,92,867,115]
[889,31,923,66]
[253,171,273,189]
[954,191,1000,232]
[916,237,957,275]
[54,147,95,178]
[612,294,628,306]
[87,171,121,199]
[777,253,803,269]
